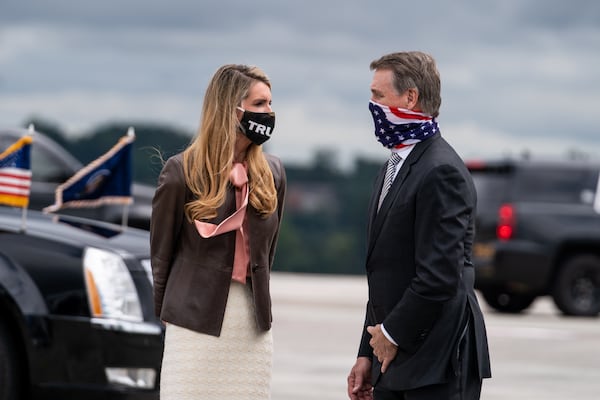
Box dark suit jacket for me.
[358,134,491,390]
[150,153,286,337]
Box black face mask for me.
[238,108,276,145]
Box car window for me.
[1,133,73,182]
[30,144,73,182]
[470,171,511,211]
[514,167,599,205]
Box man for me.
[347,52,491,400]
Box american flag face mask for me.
[369,100,439,149]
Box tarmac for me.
[270,272,600,400]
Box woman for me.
[150,64,286,399]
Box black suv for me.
[0,128,154,230]
[0,206,162,399]
[468,158,600,316]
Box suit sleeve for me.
[383,164,474,354]
[358,302,375,358]
[358,168,386,358]
[149,156,186,318]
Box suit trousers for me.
[373,319,482,400]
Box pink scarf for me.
[194,163,250,284]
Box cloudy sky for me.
[1,0,599,168]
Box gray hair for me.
[370,51,441,118]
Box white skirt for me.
[160,281,273,400]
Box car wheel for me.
[480,287,536,313]
[552,255,600,317]
[0,320,24,400]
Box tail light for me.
[497,203,515,241]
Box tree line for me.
[26,118,384,275]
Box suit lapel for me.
[366,164,386,244]
[366,136,439,259]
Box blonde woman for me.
[150,64,286,399]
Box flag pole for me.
[121,204,129,229]
[19,124,35,232]
[121,126,135,229]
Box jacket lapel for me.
[366,164,386,243]
[366,136,440,259]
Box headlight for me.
[83,247,143,321]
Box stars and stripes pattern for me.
[369,100,439,149]
[0,135,33,208]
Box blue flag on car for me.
[44,128,135,212]
[0,135,33,208]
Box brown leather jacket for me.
[150,153,286,336]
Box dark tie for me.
[378,152,402,210]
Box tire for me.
[480,287,536,313]
[552,255,600,317]
[0,319,24,400]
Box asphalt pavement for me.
[270,272,600,400]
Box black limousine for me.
[0,206,162,399]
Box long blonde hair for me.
[182,64,278,222]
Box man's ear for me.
[407,88,419,109]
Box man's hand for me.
[367,324,398,373]
[347,356,373,400]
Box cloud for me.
[0,90,200,135]
[1,0,600,169]
[445,120,600,161]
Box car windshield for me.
[469,170,511,212]
[513,167,599,205]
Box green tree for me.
[21,118,384,275]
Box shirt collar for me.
[391,144,415,159]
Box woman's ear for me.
[236,106,244,121]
